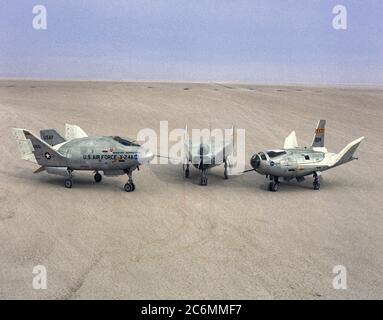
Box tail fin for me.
[12,128,67,167]
[65,124,88,140]
[284,131,298,149]
[40,129,66,146]
[183,124,189,164]
[231,124,235,150]
[184,124,189,141]
[332,136,364,167]
[311,120,326,148]
[224,125,235,158]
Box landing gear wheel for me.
[200,169,208,186]
[94,172,102,183]
[184,165,190,178]
[313,172,320,190]
[268,176,279,192]
[269,181,279,192]
[124,182,135,192]
[64,179,73,189]
[224,161,228,180]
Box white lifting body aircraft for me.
[182,125,236,186]
[12,124,154,192]
[248,120,364,191]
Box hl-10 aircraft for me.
[182,125,236,185]
[247,120,364,192]
[12,124,154,192]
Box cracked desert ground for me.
[0,80,382,299]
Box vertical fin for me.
[65,124,88,140]
[183,124,189,164]
[40,129,66,146]
[12,128,67,167]
[311,120,326,148]
[284,131,298,149]
[332,136,364,167]
[12,128,37,163]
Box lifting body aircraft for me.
[12,124,154,192]
[182,125,236,185]
[248,120,364,191]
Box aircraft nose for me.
[250,154,261,169]
[139,150,154,164]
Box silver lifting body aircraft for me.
[182,125,236,185]
[12,124,154,192]
[248,120,364,191]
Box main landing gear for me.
[94,171,102,183]
[65,170,103,189]
[124,169,136,192]
[313,172,320,190]
[268,176,279,192]
[200,168,208,186]
[224,160,228,180]
[183,164,208,186]
[183,163,190,178]
[64,169,74,189]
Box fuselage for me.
[250,148,335,179]
[186,139,232,170]
[53,136,154,171]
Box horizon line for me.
[1,77,382,89]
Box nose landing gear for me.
[64,178,73,188]
[313,172,320,190]
[268,176,279,192]
[124,169,136,192]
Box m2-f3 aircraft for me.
[248,120,364,192]
[182,126,236,186]
[12,124,154,192]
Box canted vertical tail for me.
[331,136,364,167]
[40,129,66,146]
[183,124,190,164]
[12,128,67,167]
[311,120,326,148]
[284,130,298,149]
[65,124,88,140]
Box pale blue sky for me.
[1,0,382,84]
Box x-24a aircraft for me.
[12,124,154,192]
[248,120,364,191]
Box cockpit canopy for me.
[112,136,140,147]
[266,150,286,158]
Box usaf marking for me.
[82,154,138,160]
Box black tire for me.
[131,183,136,191]
[124,182,134,192]
[94,173,102,183]
[224,161,228,179]
[185,168,190,178]
[200,177,208,186]
[313,182,320,190]
[269,182,278,192]
[64,179,73,189]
